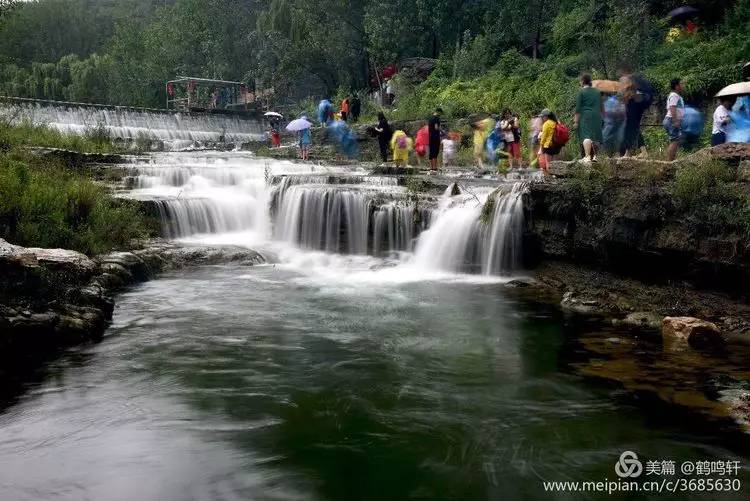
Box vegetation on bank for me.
[557,157,750,240]
[0,119,121,154]
[0,123,151,255]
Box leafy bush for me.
[0,155,151,254]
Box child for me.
[390,130,412,167]
[538,109,560,174]
[441,132,459,167]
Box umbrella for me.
[264,111,283,118]
[715,82,750,98]
[667,6,699,22]
[285,118,312,131]
[592,79,621,94]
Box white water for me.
[1,101,265,146]
[121,152,529,278]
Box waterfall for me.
[1,100,265,145]
[411,183,526,275]
[371,204,427,256]
[118,151,528,276]
[272,179,371,254]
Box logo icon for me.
[615,451,643,478]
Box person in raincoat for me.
[414,124,430,167]
[574,73,603,163]
[472,116,495,168]
[298,127,312,160]
[317,99,333,125]
[486,122,504,166]
[327,119,359,158]
[538,109,560,174]
[602,93,626,156]
[340,97,350,121]
[374,112,393,162]
[390,130,412,167]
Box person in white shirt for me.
[441,134,457,166]
[711,97,734,146]
[663,78,685,161]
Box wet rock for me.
[662,316,723,346]
[560,290,609,315]
[505,277,541,288]
[621,311,662,330]
[98,251,150,281]
[99,262,134,284]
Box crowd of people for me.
[275,71,750,169]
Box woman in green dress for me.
[574,73,604,163]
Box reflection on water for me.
[573,329,750,428]
[0,264,748,500]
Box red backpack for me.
[552,122,570,147]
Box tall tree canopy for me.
[0,0,748,108]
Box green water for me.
[0,264,747,500]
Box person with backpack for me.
[620,72,653,157]
[574,73,603,163]
[538,109,568,173]
[390,130,413,167]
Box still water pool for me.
[0,262,748,500]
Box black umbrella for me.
[667,6,699,22]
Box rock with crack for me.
[662,316,724,347]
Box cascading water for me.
[271,178,372,255]
[1,100,265,146]
[372,204,426,256]
[120,152,528,276]
[411,183,526,275]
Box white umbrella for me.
[715,82,750,98]
[264,111,283,118]
[286,118,312,131]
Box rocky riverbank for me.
[0,238,264,359]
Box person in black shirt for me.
[374,112,393,163]
[428,107,443,170]
[350,95,361,122]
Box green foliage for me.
[0,119,121,154]
[0,155,150,254]
[670,160,750,235]
[0,0,748,116]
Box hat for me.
[540,108,551,117]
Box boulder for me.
[662,316,723,346]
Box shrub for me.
[0,155,150,254]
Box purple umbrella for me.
[285,118,312,132]
[667,6,699,22]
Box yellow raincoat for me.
[390,130,413,164]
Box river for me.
[0,152,748,500]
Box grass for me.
[0,121,151,254]
[669,159,750,235]
[0,119,122,154]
